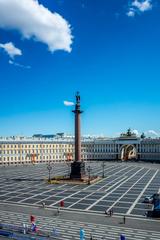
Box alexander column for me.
[70,92,85,179]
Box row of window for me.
[0,144,73,149]
[1,144,160,151]
[0,148,121,155]
[0,160,64,165]
[2,148,160,154]
[82,149,117,153]
[140,147,160,153]
[0,149,73,154]
[0,153,117,162]
[0,155,66,161]
[141,154,160,159]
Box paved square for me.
[0,162,160,219]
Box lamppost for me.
[47,161,52,183]
[102,161,105,178]
[87,165,91,185]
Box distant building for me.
[0,130,160,165]
[33,134,56,139]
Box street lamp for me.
[102,161,105,178]
[87,166,91,185]
[47,161,52,183]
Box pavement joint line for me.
[18,183,77,203]
[66,166,133,209]
[86,176,128,210]
[83,164,128,188]
[35,184,78,205]
[0,209,160,236]
[0,199,160,223]
[83,164,123,187]
[89,163,117,176]
[100,166,134,191]
[86,167,143,211]
[49,164,125,207]
[106,168,150,214]
[127,169,159,215]
[0,165,159,227]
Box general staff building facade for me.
[0,134,160,165]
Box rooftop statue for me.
[120,128,136,138]
[127,128,132,137]
[140,132,146,139]
[76,91,80,103]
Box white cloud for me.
[132,0,152,12]
[64,101,74,106]
[0,0,72,53]
[127,0,152,17]
[0,42,22,58]
[143,130,160,138]
[9,60,31,69]
[147,130,159,136]
[133,129,139,136]
[127,10,135,17]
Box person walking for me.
[42,202,45,208]
[53,227,59,237]
[60,200,64,207]
[31,222,37,232]
[30,215,35,223]
[105,209,108,215]
[111,207,113,216]
[120,234,126,240]
[90,233,93,240]
[57,207,60,215]
[22,223,26,234]
[80,227,85,240]
[123,215,126,224]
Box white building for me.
[0,131,160,165]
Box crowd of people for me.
[29,203,126,240]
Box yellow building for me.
[0,134,160,165]
[0,138,74,165]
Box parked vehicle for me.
[143,196,153,203]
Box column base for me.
[70,161,85,179]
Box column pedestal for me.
[70,161,85,179]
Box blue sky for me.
[0,0,160,137]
